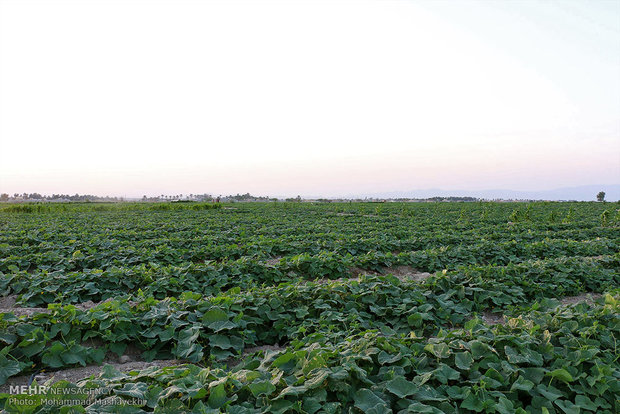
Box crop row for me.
[1,253,617,386]
[2,295,618,413]
[1,232,618,277]
[1,204,616,273]
[2,251,617,307]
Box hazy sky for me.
[1,0,619,197]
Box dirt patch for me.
[0,295,50,317]
[75,298,139,311]
[74,299,121,311]
[349,267,379,277]
[336,212,354,216]
[560,293,603,305]
[74,300,101,311]
[242,344,284,356]
[349,266,432,282]
[0,295,18,308]
[0,297,142,317]
[74,298,119,311]
[313,276,363,285]
[381,266,432,282]
[0,307,49,317]
[481,312,505,325]
[0,359,183,392]
[265,257,283,266]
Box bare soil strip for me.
[0,360,183,393]
[482,312,506,325]
[381,265,433,282]
[559,292,603,305]
[350,266,433,282]
[0,296,140,317]
[479,292,605,327]
[0,288,607,391]
[0,295,50,317]
[265,257,283,266]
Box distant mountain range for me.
[355,185,620,201]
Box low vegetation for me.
[0,202,618,413]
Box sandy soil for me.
[481,312,506,325]
[477,292,605,327]
[349,267,379,277]
[380,265,433,282]
[0,295,50,317]
[0,360,183,393]
[0,296,141,317]
[560,293,603,305]
[241,344,284,356]
[265,257,283,266]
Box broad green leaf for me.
[469,341,493,359]
[455,352,473,370]
[547,369,574,383]
[385,376,416,398]
[202,309,228,326]
[115,382,148,399]
[248,381,276,397]
[510,376,534,392]
[305,369,329,389]
[536,384,564,401]
[432,364,460,384]
[520,367,545,384]
[209,334,233,349]
[406,402,444,413]
[207,383,227,409]
[424,342,450,359]
[0,355,24,385]
[495,396,515,414]
[100,364,127,380]
[574,395,597,411]
[461,393,484,412]
[353,389,390,414]
[555,399,580,414]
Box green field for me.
[0,202,618,413]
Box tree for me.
[0,193,8,202]
[597,191,606,202]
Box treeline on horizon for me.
[2,192,483,204]
[1,192,266,203]
[3,192,613,204]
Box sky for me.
[0,0,619,198]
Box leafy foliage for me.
[0,202,618,412]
